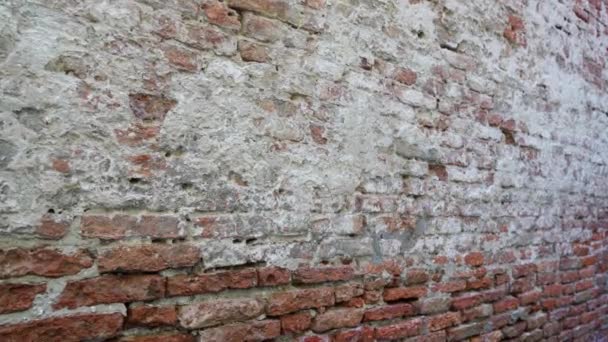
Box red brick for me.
[197,319,280,341]
[310,124,328,144]
[267,287,334,315]
[575,279,594,292]
[335,283,364,302]
[560,257,582,270]
[81,214,181,240]
[0,247,93,279]
[363,303,416,321]
[561,270,580,283]
[293,266,354,284]
[418,297,450,314]
[511,276,534,294]
[467,277,493,290]
[202,0,241,31]
[128,93,177,121]
[0,283,46,314]
[0,313,123,341]
[451,293,482,310]
[502,321,526,338]
[518,290,542,305]
[465,252,485,267]
[332,326,374,342]
[37,214,69,239]
[543,284,563,297]
[433,280,467,293]
[127,305,177,327]
[491,312,511,329]
[226,0,290,20]
[167,268,257,296]
[162,46,198,72]
[447,322,484,340]
[462,304,493,322]
[258,266,290,286]
[405,268,429,285]
[239,40,271,63]
[512,263,536,278]
[113,333,194,342]
[98,244,199,273]
[493,296,519,313]
[311,308,364,333]
[579,266,595,278]
[178,298,264,329]
[374,318,423,340]
[54,274,165,309]
[281,311,312,334]
[393,67,417,86]
[383,285,427,301]
[428,312,462,332]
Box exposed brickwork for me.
[0,0,607,340]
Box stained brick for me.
[167,268,257,296]
[363,303,416,321]
[127,305,177,327]
[0,247,93,279]
[267,287,334,316]
[54,275,165,309]
[374,318,423,340]
[197,319,280,341]
[81,214,181,240]
[0,313,123,341]
[0,283,46,314]
[98,244,199,273]
[178,298,263,329]
[311,308,364,333]
[383,286,427,301]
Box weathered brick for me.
[464,252,484,267]
[54,274,165,309]
[512,264,537,278]
[127,305,177,327]
[0,283,46,314]
[335,282,364,302]
[257,266,291,286]
[36,214,69,239]
[311,308,364,333]
[128,94,177,121]
[447,322,483,341]
[113,333,194,342]
[332,326,375,342]
[433,280,467,293]
[493,296,519,313]
[281,311,312,334]
[98,243,199,273]
[363,303,416,321]
[428,312,462,332]
[238,40,271,63]
[0,247,93,279]
[167,268,257,296]
[383,286,427,301]
[178,298,263,329]
[418,297,451,314]
[202,0,241,31]
[267,287,334,316]
[293,266,354,284]
[375,318,423,340]
[81,214,181,240]
[197,319,280,341]
[0,313,123,341]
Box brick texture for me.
[0,0,607,341]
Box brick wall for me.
[0,0,607,341]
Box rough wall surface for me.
[0,0,607,341]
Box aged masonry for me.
[0,0,607,341]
